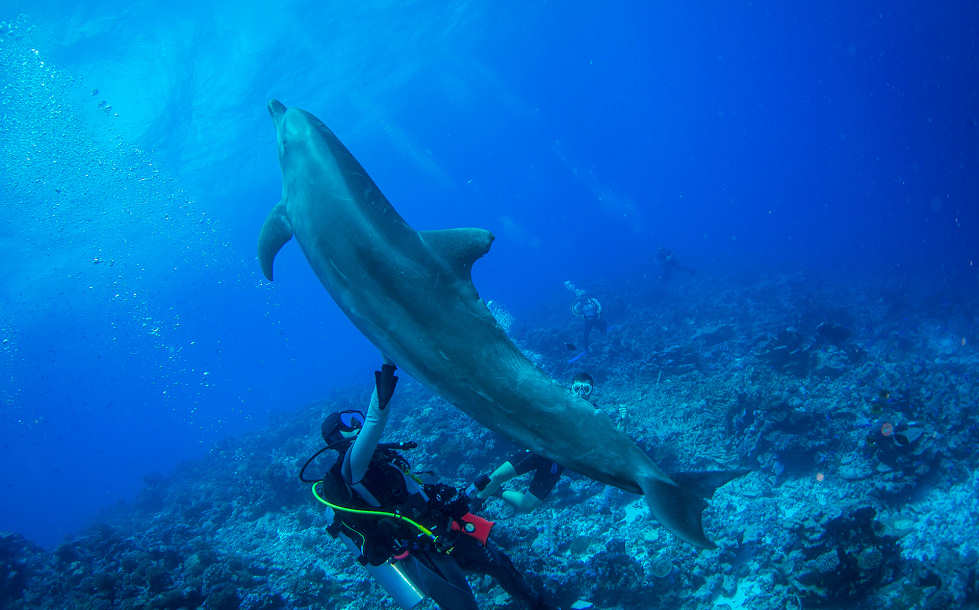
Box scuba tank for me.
[339,536,425,609]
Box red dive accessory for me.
[451,512,495,546]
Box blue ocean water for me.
[1,1,977,607]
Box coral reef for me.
[3,270,978,608]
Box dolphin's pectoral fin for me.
[420,228,494,282]
[638,469,748,549]
[258,201,293,281]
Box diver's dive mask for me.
[321,409,366,446]
[339,410,365,431]
[571,373,594,398]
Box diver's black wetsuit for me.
[397,534,549,610]
[507,450,565,501]
[331,369,555,610]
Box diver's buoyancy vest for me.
[357,448,424,506]
[323,448,436,565]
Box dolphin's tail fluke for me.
[638,469,749,549]
[258,200,293,281]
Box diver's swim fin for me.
[375,364,398,410]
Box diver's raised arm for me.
[343,364,399,484]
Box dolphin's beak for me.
[267,99,287,122]
[268,99,286,117]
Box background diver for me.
[564,281,607,353]
[656,247,696,282]
[303,361,563,610]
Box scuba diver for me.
[301,361,559,610]
[656,247,696,282]
[472,373,595,514]
[564,281,607,352]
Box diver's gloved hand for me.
[473,473,491,491]
[465,473,491,500]
[375,363,398,410]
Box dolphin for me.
[258,99,742,548]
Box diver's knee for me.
[503,491,540,513]
[480,462,517,498]
[494,461,518,479]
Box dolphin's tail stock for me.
[638,469,749,549]
[258,201,293,281]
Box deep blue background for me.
[1,1,975,547]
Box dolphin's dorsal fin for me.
[258,201,293,281]
[420,228,494,281]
